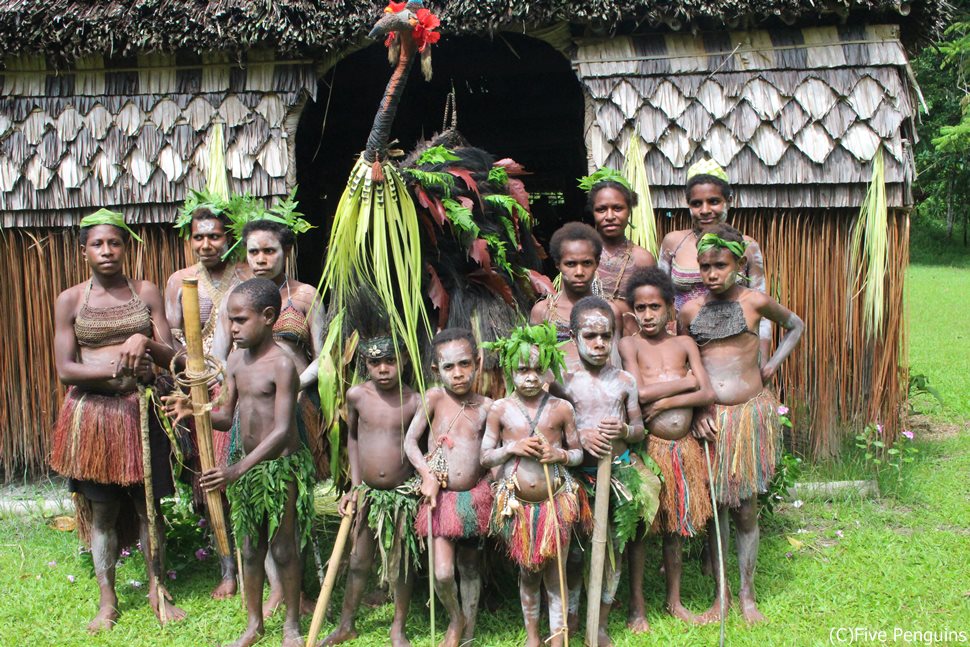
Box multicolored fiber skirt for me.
[415,478,493,540]
[354,481,422,587]
[711,390,782,507]
[227,447,316,550]
[490,471,592,572]
[647,435,712,537]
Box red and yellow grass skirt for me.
[647,435,712,536]
[711,390,782,507]
[491,474,592,571]
[416,478,492,540]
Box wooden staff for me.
[704,440,727,647]
[428,509,436,647]
[305,497,355,647]
[542,463,569,647]
[584,452,611,647]
[181,277,232,558]
[139,386,168,624]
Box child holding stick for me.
[405,328,493,647]
[560,296,660,645]
[321,335,422,647]
[481,323,587,647]
[618,268,715,624]
[166,278,315,647]
[679,224,804,624]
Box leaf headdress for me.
[577,167,632,193]
[483,322,566,390]
[220,188,314,261]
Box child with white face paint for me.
[558,296,661,644]
[404,328,493,647]
[481,323,586,647]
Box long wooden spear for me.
[584,451,611,646]
[139,385,168,624]
[542,461,569,647]
[305,495,355,647]
[181,277,231,559]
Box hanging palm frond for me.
[848,147,889,340]
[206,121,229,201]
[621,131,659,257]
[317,156,432,393]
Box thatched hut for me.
[0,0,945,477]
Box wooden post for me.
[305,501,355,647]
[584,454,611,647]
[181,277,231,558]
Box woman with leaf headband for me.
[481,323,588,647]
[580,168,656,336]
[49,209,186,631]
[658,160,770,356]
[678,223,804,626]
[164,191,250,600]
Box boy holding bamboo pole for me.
[166,278,316,647]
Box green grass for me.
[2,431,968,646]
[907,264,970,419]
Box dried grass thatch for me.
[657,208,908,458]
[0,226,187,480]
[0,0,947,66]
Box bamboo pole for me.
[181,277,231,558]
[305,504,355,647]
[584,454,611,647]
[542,464,569,647]
[428,507,436,647]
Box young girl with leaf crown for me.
[580,168,656,336]
[659,161,771,355]
[678,224,804,626]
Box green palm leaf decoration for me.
[621,130,659,257]
[848,146,888,340]
[206,121,229,200]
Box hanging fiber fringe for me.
[416,479,492,539]
[710,391,782,507]
[647,435,713,536]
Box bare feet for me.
[525,636,542,647]
[225,622,265,647]
[318,625,358,646]
[596,627,614,647]
[301,593,317,617]
[667,602,701,624]
[696,594,731,625]
[262,589,283,619]
[438,615,465,647]
[87,604,119,634]
[211,578,238,600]
[626,614,651,633]
[151,592,187,626]
[281,624,303,647]
[739,597,766,624]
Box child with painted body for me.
[678,225,804,625]
[618,268,716,625]
[559,297,659,647]
[481,324,586,647]
[404,329,494,647]
[167,278,315,647]
[321,337,422,647]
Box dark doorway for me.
[293,33,588,283]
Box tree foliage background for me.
[912,0,970,258]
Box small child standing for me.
[481,323,587,647]
[618,268,715,624]
[561,296,660,646]
[679,225,804,624]
[405,328,493,647]
[166,278,315,647]
[321,335,422,647]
